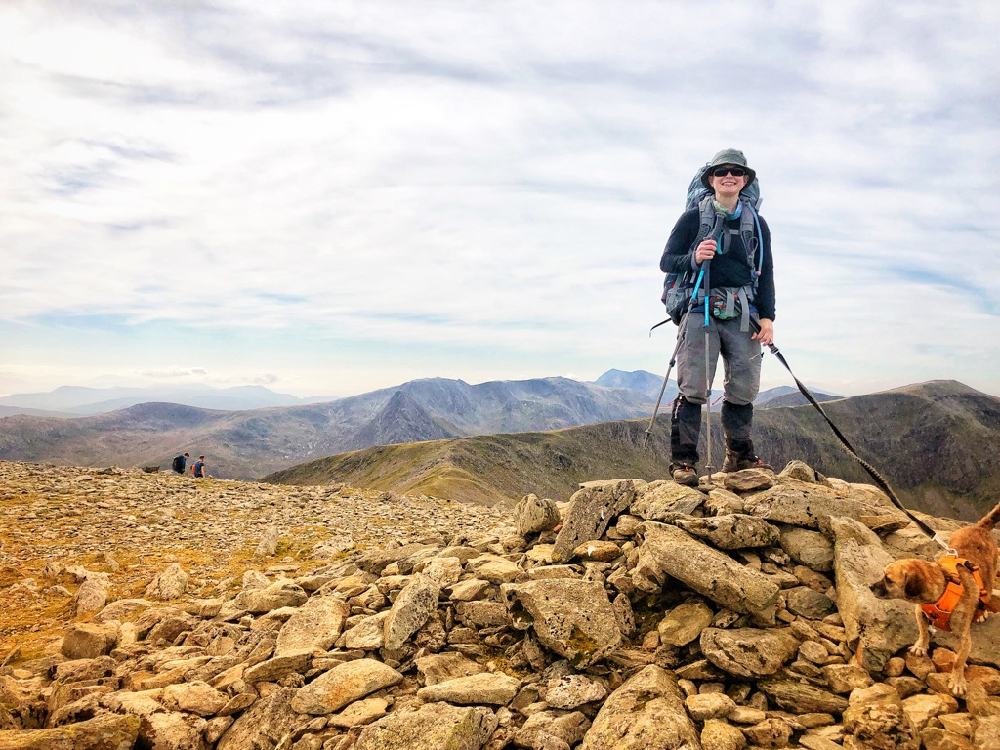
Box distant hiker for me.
[191,456,207,479]
[659,148,775,486]
[171,452,189,475]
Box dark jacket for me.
[660,206,775,320]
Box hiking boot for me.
[723,452,773,472]
[670,463,698,487]
[721,449,741,473]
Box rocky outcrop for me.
[4,459,1000,750]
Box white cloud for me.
[0,0,998,398]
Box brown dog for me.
[870,498,1000,696]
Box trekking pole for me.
[702,258,713,478]
[746,315,947,549]
[643,314,688,447]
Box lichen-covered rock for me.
[502,578,621,668]
[61,623,118,660]
[658,601,714,647]
[700,628,800,678]
[383,573,440,651]
[514,493,561,536]
[826,516,918,672]
[354,702,497,750]
[290,658,403,715]
[631,480,704,521]
[758,679,850,714]
[580,665,698,750]
[743,481,907,530]
[779,526,834,571]
[274,594,349,656]
[0,713,141,750]
[552,480,639,562]
[74,579,108,615]
[633,523,779,622]
[233,579,308,613]
[216,687,300,750]
[545,674,608,709]
[673,514,780,549]
[144,563,189,601]
[416,672,520,705]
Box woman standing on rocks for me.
[660,148,776,485]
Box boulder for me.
[274,595,350,656]
[216,687,300,750]
[779,526,835,571]
[415,652,483,686]
[233,579,308,613]
[139,711,208,750]
[572,540,622,562]
[0,713,140,750]
[61,623,118,660]
[383,573,440,651]
[632,522,779,622]
[722,468,774,492]
[312,533,356,559]
[758,680,850,714]
[545,674,608,709]
[743,481,908,530]
[253,524,279,558]
[701,718,748,750]
[160,681,228,716]
[416,672,520,705]
[422,557,463,588]
[673,515,780,549]
[658,601,715,647]
[842,685,919,750]
[144,563,188,601]
[74,579,107,615]
[580,665,698,749]
[328,697,390,729]
[700,628,800,678]
[630,480,704,521]
[243,650,312,684]
[785,586,837,619]
[502,578,621,668]
[343,610,390,650]
[552,480,639,562]
[826,516,918,672]
[514,494,561,536]
[354,702,497,750]
[516,710,590,748]
[291,658,403,715]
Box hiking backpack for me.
[172,455,183,473]
[661,164,764,325]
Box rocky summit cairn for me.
[2,459,1000,748]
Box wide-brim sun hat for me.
[700,148,757,190]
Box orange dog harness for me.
[921,554,990,632]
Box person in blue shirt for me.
[191,456,208,479]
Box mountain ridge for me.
[0,376,655,479]
[264,379,1000,522]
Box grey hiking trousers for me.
[670,311,762,465]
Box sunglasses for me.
[711,166,747,177]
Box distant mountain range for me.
[592,370,839,411]
[0,384,332,415]
[264,380,1000,523]
[0,375,655,479]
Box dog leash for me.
[749,317,949,550]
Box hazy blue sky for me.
[2,0,998,398]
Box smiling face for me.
[708,165,749,201]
